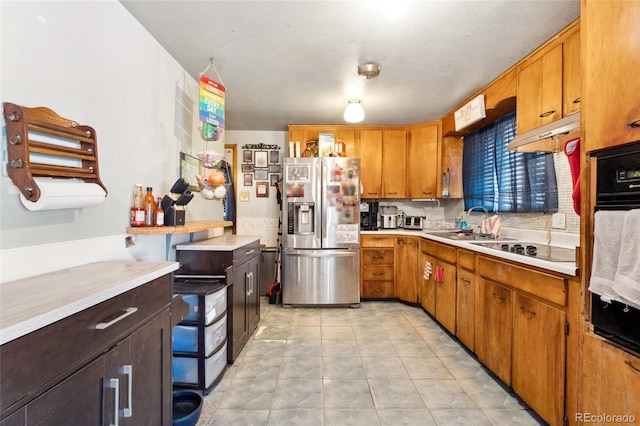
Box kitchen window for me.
[462,111,558,213]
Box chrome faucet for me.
[466,206,489,220]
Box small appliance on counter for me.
[360,200,379,230]
[404,216,425,230]
[161,178,194,226]
[380,205,403,229]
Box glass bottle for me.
[154,197,165,227]
[130,184,145,227]
[144,187,156,227]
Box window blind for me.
[462,112,558,213]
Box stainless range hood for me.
[507,112,580,152]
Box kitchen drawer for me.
[477,256,567,306]
[173,342,227,388]
[176,283,227,325]
[421,239,456,264]
[0,275,171,413]
[362,281,394,298]
[362,235,395,248]
[173,314,227,356]
[362,249,394,265]
[457,249,476,271]
[232,240,261,267]
[363,265,394,281]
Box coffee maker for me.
[360,201,379,230]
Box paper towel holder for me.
[2,102,108,203]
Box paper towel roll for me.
[19,179,107,211]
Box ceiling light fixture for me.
[344,99,365,123]
[358,63,381,79]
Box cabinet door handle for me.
[539,110,556,118]
[107,378,119,426]
[388,192,398,195]
[572,97,581,104]
[628,119,640,128]
[95,307,138,330]
[121,365,133,418]
[519,306,536,316]
[625,360,640,373]
[460,278,470,285]
[492,292,506,302]
[422,191,434,195]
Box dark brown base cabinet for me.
[0,276,173,426]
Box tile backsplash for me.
[376,151,580,234]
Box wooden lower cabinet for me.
[419,240,457,333]
[361,235,395,299]
[512,293,566,426]
[395,236,419,303]
[582,333,640,421]
[476,278,513,385]
[455,253,475,351]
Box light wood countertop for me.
[0,260,179,345]
[126,220,232,235]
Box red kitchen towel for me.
[423,261,432,280]
[435,266,445,283]
[564,137,580,215]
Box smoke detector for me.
[358,63,380,79]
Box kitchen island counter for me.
[0,260,178,345]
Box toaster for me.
[404,216,425,230]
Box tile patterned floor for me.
[196,298,545,426]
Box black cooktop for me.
[472,242,576,262]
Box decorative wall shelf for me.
[126,220,232,235]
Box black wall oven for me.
[591,141,640,354]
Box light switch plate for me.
[551,212,566,229]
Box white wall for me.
[0,1,223,280]
[225,130,287,247]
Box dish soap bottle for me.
[459,212,468,231]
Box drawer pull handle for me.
[573,97,581,104]
[121,365,133,417]
[374,289,383,293]
[373,271,384,276]
[519,306,536,316]
[460,278,470,285]
[107,378,119,426]
[96,307,138,330]
[492,293,506,302]
[625,360,640,373]
[539,110,556,118]
[628,119,640,128]
[388,192,398,195]
[244,249,255,255]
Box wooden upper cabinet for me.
[381,129,407,198]
[516,44,563,134]
[562,30,581,116]
[583,0,640,152]
[359,130,383,198]
[407,122,440,198]
[287,126,360,157]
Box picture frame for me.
[254,169,268,180]
[269,150,279,164]
[180,152,201,192]
[243,150,253,163]
[256,181,269,197]
[255,151,268,168]
[270,174,280,186]
[268,164,281,173]
[244,173,253,186]
[241,163,254,173]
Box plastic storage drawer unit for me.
[173,341,227,391]
[178,282,227,325]
[173,314,227,356]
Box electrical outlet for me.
[551,212,566,229]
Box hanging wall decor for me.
[199,58,226,141]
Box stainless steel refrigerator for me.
[282,157,360,307]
